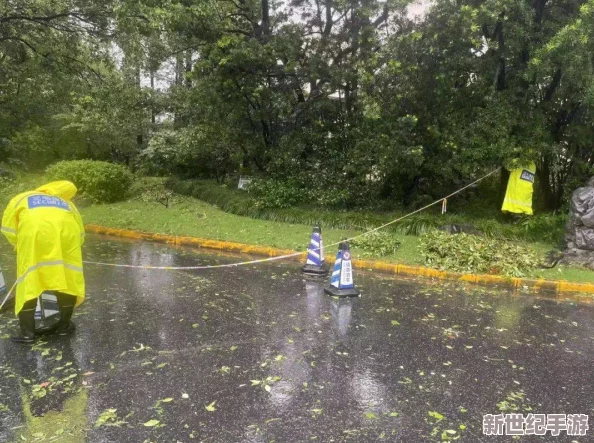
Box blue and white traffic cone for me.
[0,264,15,313]
[302,225,329,276]
[35,291,61,332]
[324,241,360,297]
[0,265,6,296]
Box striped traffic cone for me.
[324,241,360,297]
[302,225,329,276]
[0,265,15,313]
[0,265,6,296]
[35,292,61,332]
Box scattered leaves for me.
[428,411,445,422]
[95,408,126,428]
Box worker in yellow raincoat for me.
[501,161,536,216]
[1,181,85,343]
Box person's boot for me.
[12,308,36,344]
[55,304,75,336]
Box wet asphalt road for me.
[0,235,593,443]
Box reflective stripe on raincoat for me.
[501,162,536,215]
[1,181,85,314]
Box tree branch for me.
[372,4,389,28]
[223,28,252,37]
[543,68,562,101]
[1,13,75,24]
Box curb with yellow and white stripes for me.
[85,224,594,299]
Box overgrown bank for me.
[166,178,567,245]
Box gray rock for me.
[563,177,594,269]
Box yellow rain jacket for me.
[501,162,536,215]
[1,181,85,314]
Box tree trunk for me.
[185,51,193,88]
[174,54,185,128]
[498,167,509,211]
[150,71,156,125]
[537,157,558,211]
[261,0,270,40]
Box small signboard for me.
[340,252,354,288]
[520,169,535,183]
[238,176,253,190]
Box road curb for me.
[85,224,594,296]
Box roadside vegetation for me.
[2,166,593,284]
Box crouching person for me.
[1,181,85,343]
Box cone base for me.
[302,264,330,276]
[324,286,360,298]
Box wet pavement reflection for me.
[1,235,593,442]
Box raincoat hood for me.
[35,181,78,201]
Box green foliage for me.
[393,215,444,236]
[166,177,389,229]
[137,131,181,177]
[167,177,570,246]
[46,160,133,204]
[137,127,240,181]
[418,231,540,277]
[351,231,402,258]
[515,215,568,245]
[3,0,594,212]
[166,177,255,215]
[0,174,44,207]
[249,176,367,210]
[132,177,187,208]
[249,179,305,209]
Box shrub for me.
[518,214,567,245]
[393,214,443,236]
[249,179,305,209]
[418,230,539,277]
[46,160,133,203]
[137,130,181,176]
[350,231,401,257]
[249,176,353,210]
[166,177,387,229]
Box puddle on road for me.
[1,236,593,442]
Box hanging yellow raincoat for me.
[501,162,536,215]
[1,181,85,314]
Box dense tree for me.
[1,0,593,210]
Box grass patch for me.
[81,198,359,253]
